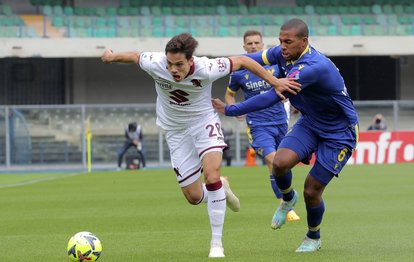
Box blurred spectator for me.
[367,114,387,131]
[117,122,146,169]
[222,129,233,166]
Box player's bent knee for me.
[185,194,203,205]
[272,156,290,173]
[303,187,322,206]
[204,171,221,185]
[182,189,204,205]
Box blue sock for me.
[269,174,282,199]
[274,170,294,201]
[306,200,325,239]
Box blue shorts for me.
[279,118,358,185]
[247,124,288,158]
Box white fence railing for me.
[0,100,413,171]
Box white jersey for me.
[139,52,232,130]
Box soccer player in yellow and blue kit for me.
[213,19,359,252]
[225,30,300,222]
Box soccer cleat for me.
[220,176,240,212]
[286,209,300,222]
[208,245,225,258]
[295,236,321,252]
[271,190,298,229]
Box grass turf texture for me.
[0,163,413,261]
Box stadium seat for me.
[152,16,163,27]
[52,5,63,15]
[304,5,315,14]
[388,15,399,25]
[363,16,377,25]
[239,5,248,15]
[95,17,106,28]
[217,5,227,15]
[217,26,229,37]
[127,8,139,16]
[175,26,187,34]
[152,27,163,37]
[107,17,116,27]
[118,17,129,28]
[398,15,412,24]
[42,5,53,16]
[175,16,187,27]
[337,6,348,14]
[63,6,73,15]
[0,5,13,16]
[371,5,382,15]
[263,25,278,36]
[140,6,151,16]
[194,26,214,36]
[172,7,183,15]
[314,25,329,35]
[293,6,305,14]
[165,27,175,37]
[319,15,333,25]
[119,0,130,8]
[95,7,106,17]
[0,26,18,37]
[366,25,387,35]
[328,25,338,35]
[52,15,64,27]
[351,24,362,35]
[193,7,204,15]
[118,28,130,37]
[383,5,393,15]
[139,28,152,37]
[106,7,117,17]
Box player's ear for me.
[302,36,308,47]
[188,57,194,65]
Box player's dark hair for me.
[128,122,137,132]
[281,18,309,38]
[243,30,262,42]
[165,33,199,60]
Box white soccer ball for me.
[67,231,102,261]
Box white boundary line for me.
[0,172,85,189]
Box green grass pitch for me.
[0,163,413,261]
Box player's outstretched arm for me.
[229,56,301,100]
[101,49,141,64]
[213,88,283,117]
[224,89,245,121]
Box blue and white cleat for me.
[271,190,298,229]
[295,236,321,252]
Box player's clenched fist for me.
[101,49,114,64]
[212,98,226,114]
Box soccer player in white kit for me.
[101,33,300,258]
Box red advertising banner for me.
[348,131,414,165]
[303,131,414,165]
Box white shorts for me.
[166,115,228,187]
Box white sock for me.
[207,186,226,247]
[200,183,208,203]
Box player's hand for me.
[235,115,245,121]
[272,78,301,100]
[101,49,114,64]
[212,98,226,114]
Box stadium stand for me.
[0,0,412,38]
[0,0,413,168]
